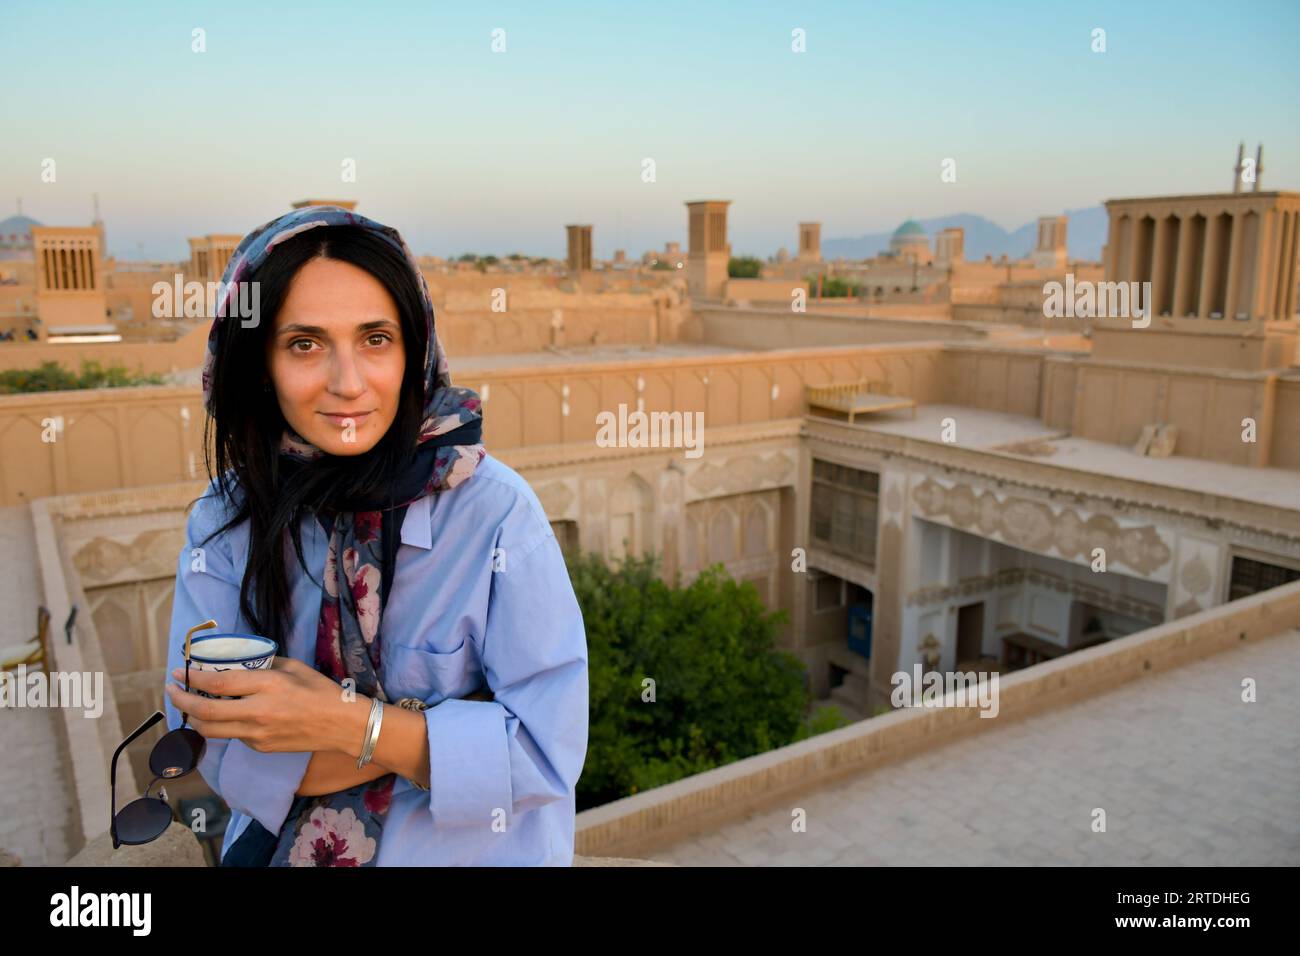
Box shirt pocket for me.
[382,637,482,705]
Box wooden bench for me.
[0,606,50,675]
[806,380,917,423]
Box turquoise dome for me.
[0,214,41,246]
[892,220,926,239]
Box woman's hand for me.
[165,657,359,755]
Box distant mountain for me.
[821,207,1108,262]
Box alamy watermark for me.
[890,664,1000,718]
[1043,274,1151,329]
[595,403,704,459]
[152,274,260,327]
[1,665,103,718]
[50,885,150,936]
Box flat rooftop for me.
[644,628,1300,866]
[850,404,1300,512]
[453,342,746,372]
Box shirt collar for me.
[400,493,433,550]
[313,495,431,549]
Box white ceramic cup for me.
[185,633,277,700]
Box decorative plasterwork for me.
[803,417,1300,545]
[534,479,577,521]
[911,476,1173,580]
[72,528,185,585]
[881,471,905,530]
[904,566,1163,624]
[686,451,794,500]
[1171,536,1224,618]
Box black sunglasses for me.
[110,619,215,849]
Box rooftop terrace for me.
[644,628,1300,866]
[848,405,1300,513]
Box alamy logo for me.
[890,665,1000,718]
[50,886,151,936]
[0,665,103,718]
[595,403,704,459]
[152,274,260,327]
[1042,274,1151,328]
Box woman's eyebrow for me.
[277,319,399,336]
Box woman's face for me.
[265,256,407,457]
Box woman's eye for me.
[287,333,390,351]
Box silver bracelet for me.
[395,698,431,791]
[356,696,384,769]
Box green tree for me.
[804,275,863,298]
[0,360,164,395]
[569,550,840,810]
[728,255,763,278]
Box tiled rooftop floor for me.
[645,629,1300,866]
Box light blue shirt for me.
[162,452,589,865]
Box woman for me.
[162,205,589,866]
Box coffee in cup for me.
[185,633,277,699]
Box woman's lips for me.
[320,411,372,426]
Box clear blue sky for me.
[3,0,1297,259]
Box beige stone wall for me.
[723,278,803,304]
[695,307,983,351]
[0,282,39,335]
[1042,352,1298,469]
[469,343,950,451]
[0,385,205,505]
[951,267,1106,328]
[1068,361,1290,466]
[6,331,1298,507]
[940,347,1051,418]
[1091,325,1296,371]
[439,299,685,354]
[814,301,954,320]
[1272,380,1300,469]
[1042,358,1079,430]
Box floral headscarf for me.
[201,205,485,866]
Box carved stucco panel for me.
[686,451,793,500]
[535,479,577,521]
[1171,535,1224,618]
[911,476,1173,579]
[72,528,185,586]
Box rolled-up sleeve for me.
[162,486,311,835]
[424,531,589,829]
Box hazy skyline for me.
[3,0,1298,260]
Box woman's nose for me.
[328,348,365,396]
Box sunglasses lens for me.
[114,797,174,845]
[151,727,206,779]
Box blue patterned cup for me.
[186,633,277,699]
